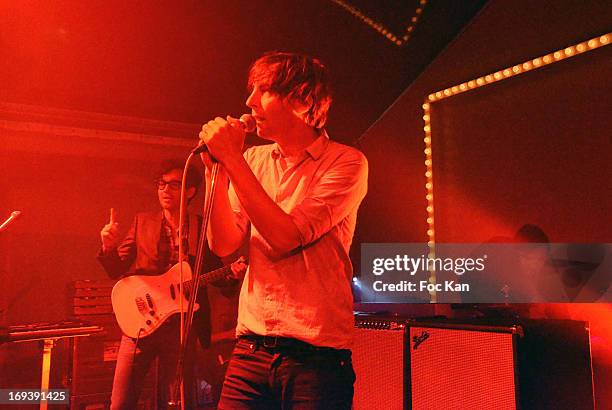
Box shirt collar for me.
[271,130,329,161]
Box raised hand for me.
[100,208,120,251]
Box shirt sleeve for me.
[289,148,368,247]
[227,150,252,240]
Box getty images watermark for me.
[358,243,611,303]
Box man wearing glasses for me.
[97,160,237,409]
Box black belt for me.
[239,334,345,355]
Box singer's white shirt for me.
[228,132,368,349]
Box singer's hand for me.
[198,141,216,171]
[198,116,245,166]
[100,208,120,252]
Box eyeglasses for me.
[156,179,182,191]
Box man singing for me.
[199,51,368,409]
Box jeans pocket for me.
[232,339,255,358]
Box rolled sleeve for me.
[290,150,368,246]
[228,181,250,237]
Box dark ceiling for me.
[0,0,488,144]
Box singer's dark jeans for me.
[217,337,355,410]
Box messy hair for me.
[248,51,332,129]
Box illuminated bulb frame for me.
[422,32,610,302]
[330,0,428,46]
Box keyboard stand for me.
[6,322,104,410]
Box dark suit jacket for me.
[97,211,227,348]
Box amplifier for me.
[352,318,594,410]
[352,317,408,410]
[408,324,518,410]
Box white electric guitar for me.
[111,258,245,338]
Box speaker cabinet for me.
[408,321,594,410]
[352,319,407,410]
[408,325,518,410]
[352,318,594,410]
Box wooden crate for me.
[71,279,116,317]
[68,279,157,409]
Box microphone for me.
[0,211,22,233]
[192,114,256,155]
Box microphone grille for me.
[239,114,256,133]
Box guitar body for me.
[111,262,200,338]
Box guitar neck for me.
[187,265,231,290]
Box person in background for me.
[98,160,245,409]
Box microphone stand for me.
[173,160,221,409]
[173,121,250,408]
